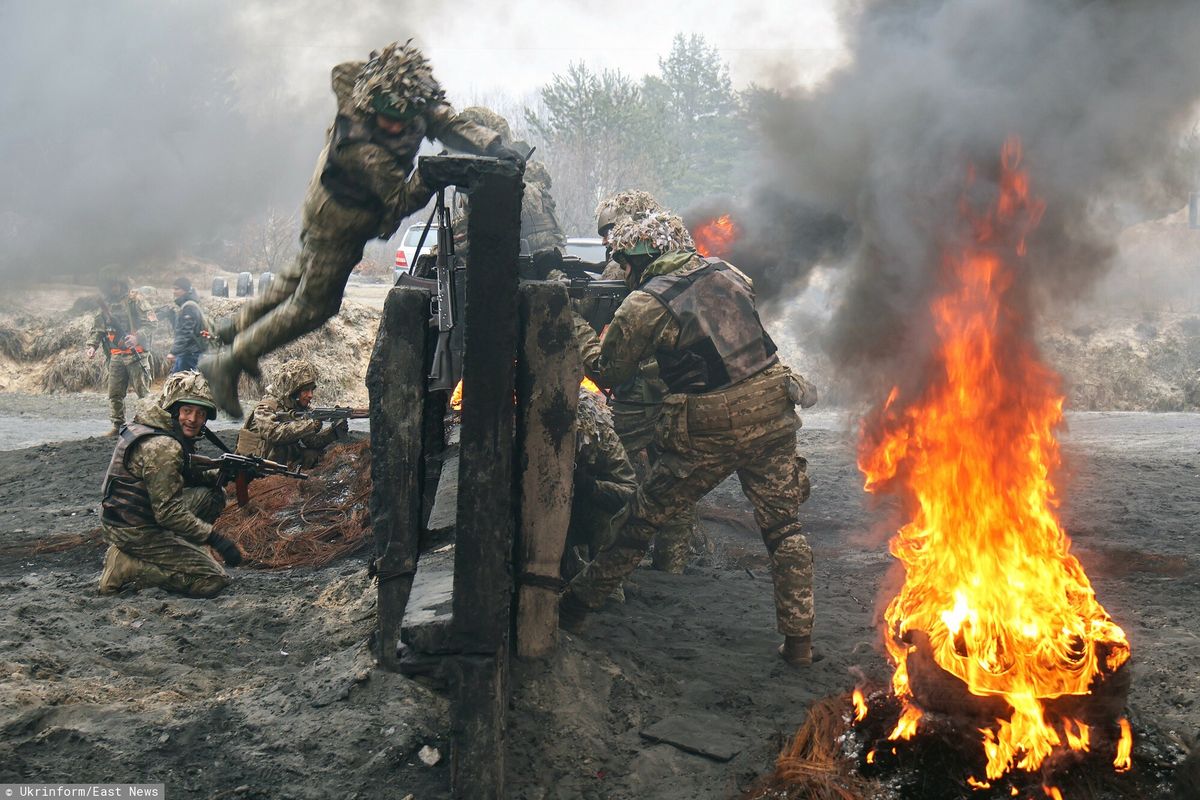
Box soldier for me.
[449,106,565,261]
[236,359,347,469]
[201,40,522,417]
[86,268,156,436]
[563,211,819,667]
[98,371,242,598]
[595,190,663,280]
[165,277,207,374]
[562,385,638,583]
[589,191,700,573]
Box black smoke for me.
[743,0,1200,395]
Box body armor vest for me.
[319,114,426,210]
[640,258,778,394]
[100,423,185,528]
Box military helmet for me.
[351,40,445,122]
[458,106,512,142]
[594,190,663,237]
[272,359,320,400]
[608,211,694,260]
[158,370,218,420]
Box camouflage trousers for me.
[107,354,149,429]
[570,419,814,637]
[228,184,378,370]
[99,486,230,598]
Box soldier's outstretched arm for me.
[132,437,216,544]
[256,404,322,447]
[425,102,502,156]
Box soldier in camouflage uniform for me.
[449,107,565,259]
[235,359,346,469]
[202,41,520,417]
[86,269,157,436]
[563,211,819,666]
[590,192,699,572]
[98,371,243,598]
[563,386,638,583]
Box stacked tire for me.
[211,277,228,298]
[235,271,253,297]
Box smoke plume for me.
[0,1,413,283]
[744,0,1200,395]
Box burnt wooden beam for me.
[444,157,523,800]
[367,285,430,672]
[514,282,579,659]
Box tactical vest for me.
[319,114,426,210]
[640,258,778,394]
[100,423,185,528]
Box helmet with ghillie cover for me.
[271,359,320,400]
[158,370,217,420]
[608,211,694,260]
[595,190,663,237]
[351,40,445,122]
[458,106,512,142]
[524,160,551,188]
[98,264,130,298]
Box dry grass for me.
[42,350,106,393]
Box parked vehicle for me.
[394,222,440,280]
[564,237,607,265]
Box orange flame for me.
[451,377,601,411]
[1114,718,1132,772]
[692,214,738,258]
[851,689,868,723]
[857,138,1130,783]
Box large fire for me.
[856,139,1131,784]
[692,213,738,258]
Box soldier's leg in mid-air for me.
[230,236,363,370]
[735,437,814,642]
[227,255,303,338]
[107,357,130,429]
[569,450,727,609]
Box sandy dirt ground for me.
[0,407,1197,798]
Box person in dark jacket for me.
[166,277,206,373]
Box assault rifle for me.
[428,188,458,392]
[298,406,369,423]
[189,452,307,507]
[564,276,629,332]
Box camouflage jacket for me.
[105,403,220,544]
[236,396,339,467]
[88,292,156,353]
[574,390,637,513]
[321,61,500,237]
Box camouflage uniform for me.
[567,213,815,640]
[236,359,342,468]
[98,372,235,598]
[450,107,565,257]
[591,192,698,571]
[204,41,506,416]
[88,282,156,432]
[563,388,638,580]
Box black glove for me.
[485,139,528,167]
[208,532,243,567]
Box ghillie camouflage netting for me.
[217,440,372,569]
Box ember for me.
[691,213,738,258]
[857,139,1131,785]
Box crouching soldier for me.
[563,211,818,667]
[98,371,242,598]
[236,359,346,469]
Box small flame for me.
[1044,787,1064,800]
[581,377,602,395]
[865,749,876,765]
[966,777,991,790]
[450,379,464,411]
[1063,720,1090,752]
[692,214,738,258]
[851,688,868,723]
[888,705,922,741]
[1114,718,1133,772]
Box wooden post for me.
[514,282,579,659]
[367,286,430,672]
[448,160,523,800]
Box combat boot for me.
[779,635,824,668]
[199,352,248,418]
[98,546,141,594]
